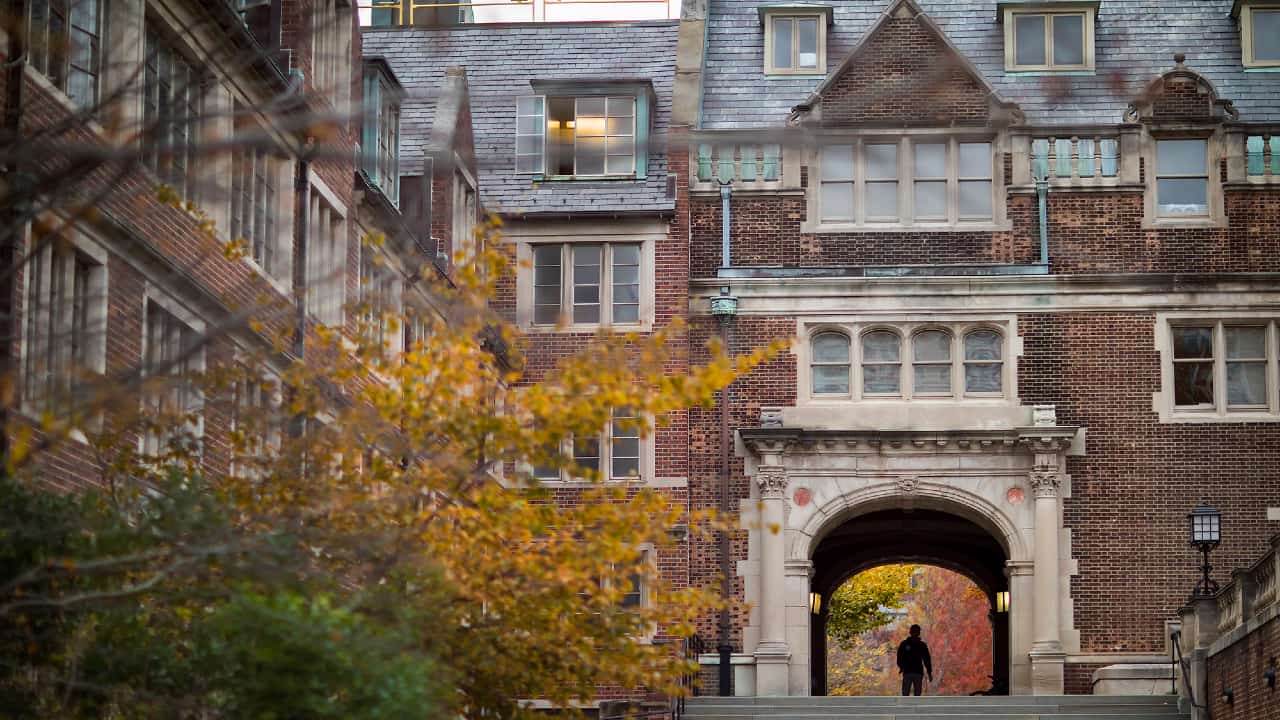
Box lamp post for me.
[1188,504,1222,597]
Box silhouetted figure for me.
[897,624,933,696]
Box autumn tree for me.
[827,563,916,649]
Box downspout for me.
[290,144,310,440]
[1036,175,1049,267]
[711,179,737,696]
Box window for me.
[532,410,646,482]
[23,232,106,418]
[231,109,284,278]
[232,370,282,479]
[1168,321,1278,417]
[811,332,851,396]
[531,243,642,327]
[1004,8,1094,71]
[26,0,101,107]
[515,95,641,177]
[1155,139,1209,217]
[453,174,477,258]
[766,14,824,74]
[306,188,346,326]
[142,299,204,457]
[144,22,203,201]
[862,330,902,396]
[359,246,402,356]
[362,65,401,203]
[818,139,995,228]
[912,330,952,395]
[369,0,403,26]
[963,330,1004,394]
[312,0,351,113]
[1241,3,1280,68]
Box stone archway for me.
[738,425,1079,697]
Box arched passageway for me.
[809,509,1010,696]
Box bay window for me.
[515,89,651,178]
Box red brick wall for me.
[1208,616,1280,720]
[817,10,990,127]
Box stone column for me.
[754,463,791,696]
[1028,464,1066,694]
[1007,560,1035,695]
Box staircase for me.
[683,695,1188,720]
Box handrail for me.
[598,633,703,720]
[1170,629,1209,719]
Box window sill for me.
[524,321,651,334]
[241,256,292,298]
[802,220,1013,234]
[1161,409,1280,424]
[23,66,110,140]
[533,174,640,183]
[1004,68,1095,76]
[1143,216,1226,230]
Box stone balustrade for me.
[690,143,797,192]
[1031,135,1121,185]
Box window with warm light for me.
[516,93,646,178]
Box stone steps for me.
[682,695,1188,720]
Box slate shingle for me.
[701,0,1280,128]
[362,21,678,216]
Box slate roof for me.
[702,0,1280,128]
[362,21,678,216]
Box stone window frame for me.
[358,239,404,360]
[305,172,349,328]
[1001,4,1097,73]
[139,285,207,459]
[24,0,103,108]
[514,229,657,333]
[230,361,284,481]
[1142,130,1228,229]
[18,219,110,437]
[804,132,1010,234]
[1155,312,1280,423]
[229,101,294,291]
[311,0,353,118]
[525,411,656,487]
[763,11,828,76]
[798,319,1016,405]
[1239,2,1280,69]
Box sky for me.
[360,0,683,25]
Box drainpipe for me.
[1036,175,1049,267]
[710,178,738,696]
[290,146,310,440]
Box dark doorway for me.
[809,509,1010,696]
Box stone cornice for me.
[740,427,1079,456]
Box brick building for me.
[368,0,1280,705]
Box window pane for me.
[1227,362,1267,407]
[959,180,993,219]
[607,97,634,117]
[1173,327,1213,359]
[813,333,850,362]
[914,364,952,394]
[813,365,850,395]
[866,144,898,180]
[797,18,819,68]
[576,136,606,176]
[1174,362,1215,406]
[821,182,854,221]
[965,330,1002,361]
[965,363,1002,393]
[914,143,946,178]
[959,143,991,178]
[862,331,900,362]
[914,181,946,219]
[863,364,901,394]
[1158,178,1208,215]
[1052,14,1084,65]
[866,182,899,220]
[822,145,854,181]
[1015,14,1047,66]
[1157,139,1207,175]
[605,154,633,175]
[576,97,605,117]
[1225,326,1266,359]
[574,437,601,472]
[773,18,793,68]
[573,245,601,323]
[611,243,641,324]
[913,331,951,362]
[1257,10,1280,61]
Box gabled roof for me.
[362,21,678,216]
[700,0,1280,129]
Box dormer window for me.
[515,83,653,179]
[1239,2,1280,67]
[1002,4,1096,71]
[760,4,830,75]
[361,60,402,204]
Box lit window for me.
[1155,139,1209,217]
[819,139,994,227]
[768,15,823,73]
[1241,3,1280,67]
[515,94,642,177]
[1005,9,1093,71]
[144,23,203,201]
[912,330,953,395]
[1171,323,1273,413]
[861,330,902,396]
[23,233,106,419]
[811,332,852,396]
[26,0,101,107]
[531,243,644,327]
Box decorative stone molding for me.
[1029,468,1061,499]
[896,475,920,495]
[1033,404,1057,427]
[756,465,789,498]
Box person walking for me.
[896,624,933,696]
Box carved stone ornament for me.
[896,476,919,495]
[756,466,789,498]
[1028,468,1061,499]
